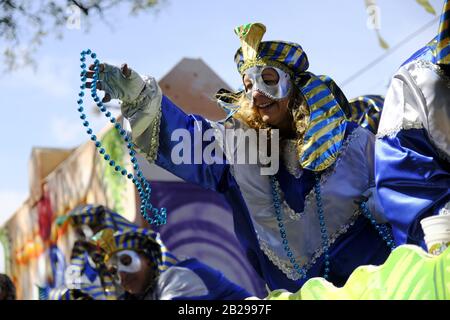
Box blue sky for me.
[0,0,444,225]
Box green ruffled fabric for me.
[267,245,450,300]
[99,128,127,214]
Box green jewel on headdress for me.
[234,23,266,63]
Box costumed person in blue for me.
[47,205,132,299]
[84,23,393,292]
[48,204,176,300]
[93,228,251,300]
[375,0,450,248]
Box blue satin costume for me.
[375,39,450,249]
[152,95,390,291]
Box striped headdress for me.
[69,205,178,272]
[67,204,137,231]
[66,240,118,300]
[93,228,179,274]
[348,95,385,134]
[234,23,309,77]
[437,0,450,65]
[233,23,348,171]
[401,1,449,67]
[61,205,177,299]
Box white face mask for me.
[243,66,292,102]
[108,250,142,274]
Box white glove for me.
[98,63,146,102]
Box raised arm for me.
[86,63,231,192]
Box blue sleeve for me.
[375,128,450,247]
[155,95,231,192]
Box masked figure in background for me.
[93,228,251,300]
[49,204,176,300]
[85,23,392,292]
[375,0,450,248]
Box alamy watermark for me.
[64,265,83,289]
[170,124,280,175]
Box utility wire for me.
[340,16,440,88]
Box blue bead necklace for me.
[77,49,167,226]
[359,201,396,251]
[269,174,330,280]
[270,174,396,282]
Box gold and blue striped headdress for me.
[437,0,450,66]
[64,205,142,300]
[234,23,348,171]
[69,205,178,272]
[67,204,138,231]
[348,95,384,134]
[401,1,449,69]
[68,204,137,231]
[93,228,178,273]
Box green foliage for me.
[99,127,127,214]
[1,0,162,71]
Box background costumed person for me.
[48,204,177,300]
[84,23,393,292]
[260,1,449,300]
[375,0,450,248]
[93,228,252,300]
